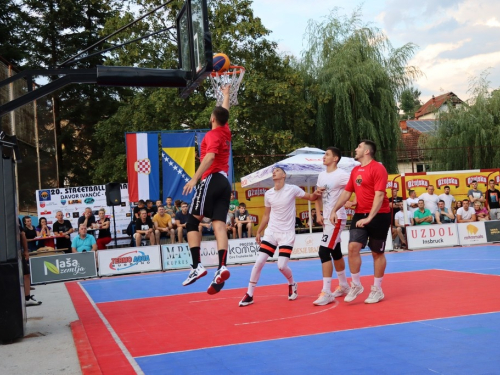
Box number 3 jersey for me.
[317,168,350,220]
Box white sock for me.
[374,277,383,289]
[247,252,268,296]
[351,272,361,286]
[322,277,332,292]
[336,270,348,287]
[277,256,294,285]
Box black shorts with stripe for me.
[189,173,231,222]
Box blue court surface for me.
[72,245,500,375]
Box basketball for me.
[213,53,230,72]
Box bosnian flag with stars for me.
[161,132,196,202]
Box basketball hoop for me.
[209,65,245,106]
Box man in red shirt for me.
[330,140,391,304]
[182,86,232,294]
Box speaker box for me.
[0,260,26,343]
[105,182,122,206]
[0,144,19,262]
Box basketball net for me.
[209,66,245,106]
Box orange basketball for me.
[213,53,231,72]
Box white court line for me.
[434,269,500,277]
[78,283,144,375]
[134,310,500,359]
[235,300,339,326]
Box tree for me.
[0,0,29,65]
[300,8,420,173]
[424,72,500,170]
[399,87,421,119]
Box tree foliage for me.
[399,87,421,119]
[300,8,420,172]
[424,72,500,170]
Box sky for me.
[250,0,500,103]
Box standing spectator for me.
[147,200,157,216]
[406,189,419,216]
[418,185,440,219]
[154,206,176,244]
[456,199,477,223]
[175,202,190,243]
[19,221,42,306]
[468,180,485,204]
[438,186,456,212]
[71,224,97,253]
[474,201,490,221]
[228,192,239,218]
[485,179,500,220]
[134,209,157,246]
[52,210,74,253]
[94,208,112,250]
[164,196,178,218]
[388,188,403,218]
[435,200,455,224]
[133,200,147,219]
[235,203,253,238]
[22,216,38,252]
[78,207,96,228]
[413,200,433,225]
[394,209,413,249]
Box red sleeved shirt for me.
[200,123,231,180]
[345,161,390,214]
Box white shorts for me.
[260,230,296,257]
[320,219,346,249]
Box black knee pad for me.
[186,215,200,233]
[332,242,343,261]
[318,246,332,263]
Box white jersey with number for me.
[265,184,305,232]
[317,168,350,220]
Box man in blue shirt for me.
[72,224,97,253]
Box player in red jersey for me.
[182,86,232,294]
[330,140,391,304]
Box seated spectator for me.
[295,216,306,233]
[22,215,38,252]
[306,208,319,227]
[133,200,147,219]
[36,216,55,248]
[413,200,433,225]
[435,200,455,225]
[199,217,214,236]
[394,209,413,249]
[94,208,112,250]
[78,207,96,228]
[456,199,477,223]
[453,200,463,222]
[235,203,252,238]
[134,209,157,246]
[175,202,189,243]
[164,196,178,218]
[226,211,236,239]
[474,201,490,221]
[174,199,182,213]
[153,205,175,244]
[71,224,97,253]
[147,199,157,216]
[229,192,239,218]
[52,210,74,253]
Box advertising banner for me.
[36,184,131,239]
[30,252,97,284]
[485,220,500,243]
[200,240,219,267]
[161,243,193,270]
[227,238,260,265]
[407,223,459,249]
[291,233,322,259]
[97,246,162,276]
[457,222,488,246]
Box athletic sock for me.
[247,282,256,297]
[374,277,383,289]
[218,249,227,269]
[190,247,201,268]
[322,277,332,292]
[351,272,361,286]
[336,270,349,287]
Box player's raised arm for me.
[221,85,230,111]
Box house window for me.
[416,164,430,172]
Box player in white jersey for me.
[239,166,320,306]
[312,147,351,306]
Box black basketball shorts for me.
[349,212,391,253]
[189,172,231,222]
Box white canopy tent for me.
[240,148,359,232]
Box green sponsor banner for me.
[30,252,97,284]
[485,221,500,243]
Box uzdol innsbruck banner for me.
[36,184,131,238]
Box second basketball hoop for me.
[209,62,245,107]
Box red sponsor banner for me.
[248,214,259,225]
[435,177,459,189]
[386,181,399,189]
[245,187,268,200]
[300,210,309,220]
[466,175,487,186]
[496,175,500,184]
[406,179,430,189]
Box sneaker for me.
[239,293,254,307]
[331,284,351,298]
[25,295,42,306]
[288,283,298,301]
[182,264,207,286]
[312,291,335,306]
[344,282,364,302]
[207,281,225,295]
[364,285,384,304]
[213,265,230,284]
